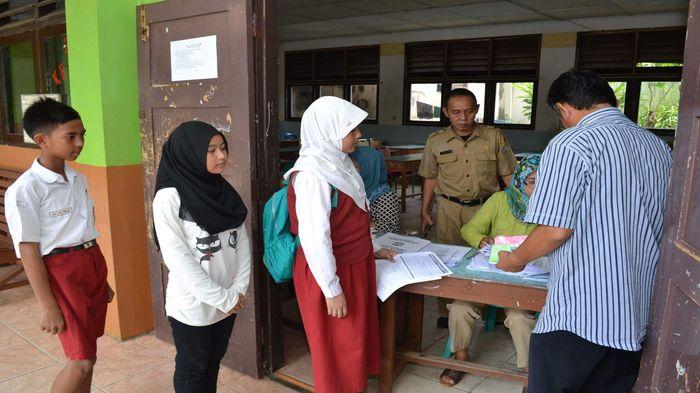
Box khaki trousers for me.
[448,301,536,368]
[435,196,480,316]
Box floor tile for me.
[471,377,524,393]
[218,365,245,385]
[392,371,463,393]
[101,361,175,393]
[0,331,58,382]
[0,364,61,393]
[226,375,298,393]
[3,311,45,340]
[91,339,171,388]
[130,332,177,358]
[25,331,66,363]
[0,286,37,323]
[276,352,314,385]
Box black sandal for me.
[439,368,465,387]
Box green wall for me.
[65,0,163,167]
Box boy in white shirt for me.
[6,98,113,393]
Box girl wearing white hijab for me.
[284,97,395,393]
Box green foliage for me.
[514,82,533,119]
[639,81,680,129]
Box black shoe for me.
[437,316,448,329]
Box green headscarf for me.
[504,154,541,222]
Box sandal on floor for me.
[439,368,465,387]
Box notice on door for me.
[170,35,218,82]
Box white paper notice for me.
[373,233,430,254]
[375,252,452,301]
[170,35,218,82]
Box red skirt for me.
[289,182,381,393]
[293,252,381,393]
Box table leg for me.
[407,294,424,351]
[379,294,398,393]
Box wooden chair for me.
[0,168,29,292]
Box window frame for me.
[576,27,685,134]
[0,23,66,147]
[284,45,380,123]
[613,76,682,136]
[403,78,538,129]
[403,34,540,129]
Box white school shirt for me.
[5,159,99,258]
[293,172,379,299]
[153,187,251,326]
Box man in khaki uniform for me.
[418,89,521,386]
[419,89,517,242]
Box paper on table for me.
[422,243,472,267]
[376,252,452,301]
[468,252,551,280]
[373,232,431,254]
[489,235,528,263]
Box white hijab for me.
[284,96,368,211]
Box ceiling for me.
[278,0,689,42]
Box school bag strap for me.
[262,179,339,284]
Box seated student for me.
[439,154,540,387]
[349,146,401,233]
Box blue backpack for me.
[262,184,338,283]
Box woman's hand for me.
[326,292,347,318]
[229,293,246,314]
[376,248,398,261]
[479,236,495,249]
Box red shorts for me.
[44,245,109,360]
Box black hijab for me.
[155,121,248,236]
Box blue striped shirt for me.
[525,107,672,351]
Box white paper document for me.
[467,252,551,281]
[373,233,430,254]
[422,243,473,267]
[376,252,452,301]
[170,35,218,82]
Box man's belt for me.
[438,194,487,207]
[46,240,97,256]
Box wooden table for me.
[384,153,423,212]
[378,255,548,392]
[386,144,425,155]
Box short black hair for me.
[22,98,81,139]
[445,88,478,107]
[547,69,617,110]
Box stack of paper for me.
[468,252,550,281]
[373,233,431,253]
[422,243,472,267]
[376,252,452,301]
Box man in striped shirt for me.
[497,69,672,392]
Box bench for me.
[0,168,29,291]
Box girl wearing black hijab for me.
[152,121,250,393]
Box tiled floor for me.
[276,296,524,393]
[0,189,523,392]
[0,280,297,393]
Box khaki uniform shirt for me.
[418,125,517,200]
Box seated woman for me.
[440,154,540,387]
[350,146,401,233]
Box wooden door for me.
[636,1,700,391]
[137,0,277,377]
